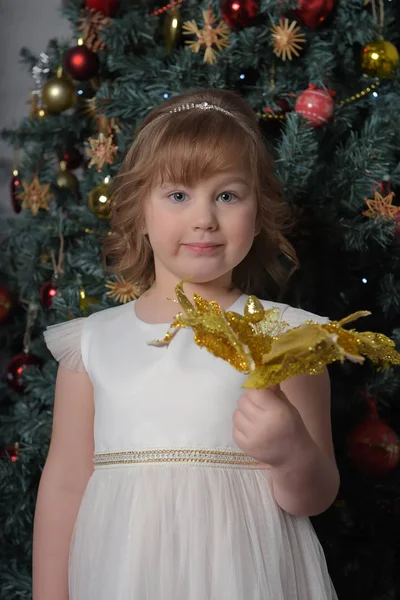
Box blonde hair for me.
[102,88,299,298]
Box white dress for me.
[43,294,338,600]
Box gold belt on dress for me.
[93,448,269,469]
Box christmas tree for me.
[1,1,400,598]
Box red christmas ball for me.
[57,146,82,170]
[348,402,400,477]
[84,0,119,17]
[5,352,42,392]
[295,85,335,127]
[221,0,259,29]
[0,443,19,462]
[11,170,22,213]
[0,285,14,324]
[263,98,290,115]
[40,280,58,309]
[64,44,99,81]
[295,0,335,29]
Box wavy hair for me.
[102,88,299,297]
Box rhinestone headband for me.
[169,101,233,117]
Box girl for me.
[33,88,340,600]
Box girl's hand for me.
[232,386,311,466]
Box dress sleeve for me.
[43,317,87,372]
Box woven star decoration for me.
[105,275,141,304]
[270,18,305,61]
[87,132,118,171]
[183,8,231,65]
[362,189,399,220]
[17,176,53,216]
[77,8,111,52]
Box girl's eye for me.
[218,192,237,203]
[169,192,187,203]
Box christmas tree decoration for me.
[40,239,64,309]
[182,9,231,65]
[363,188,398,220]
[10,169,22,214]
[0,443,20,462]
[221,0,259,29]
[28,91,48,120]
[163,6,183,54]
[361,40,399,79]
[84,0,119,17]
[150,281,400,389]
[263,98,290,116]
[55,161,79,191]
[150,0,183,17]
[77,8,111,52]
[87,132,118,171]
[295,85,335,127]
[105,274,141,304]
[295,0,335,29]
[270,18,306,61]
[79,286,101,313]
[41,68,76,113]
[64,40,99,81]
[88,178,112,219]
[40,280,58,309]
[16,176,53,216]
[5,352,42,392]
[348,396,400,477]
[57,145,83,170]
[0,285,14,324]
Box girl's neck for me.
[135,280,243,324]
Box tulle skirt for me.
[68,464,338,600]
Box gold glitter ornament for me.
[150,281,400,389]
[361,39,399,79]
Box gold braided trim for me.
[93,448,268,469]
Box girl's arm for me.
[32,365,94,600]
[270,368,340,517]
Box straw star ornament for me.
[105,275,141,304]
[270,18,305,61]
[87,132,118,171]
[17,176,53,216]
[183,8,231,65]
[363,189,399,220]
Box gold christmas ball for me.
[56,161,79,190]
[88,180,112,220]
[42,75,76,113]
[361,39,399,79]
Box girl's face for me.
[143,170,258,288]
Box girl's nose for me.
[192,201,218,231]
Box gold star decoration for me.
[105,275,141,304]
[87,132,118,171]
[362,189,399,220]
[17,176,53,216]
[150,280,400,389]
[270,18,305,61]
[182,8,231,65]
[77,8,111,52]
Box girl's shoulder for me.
[252,297,329,328]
